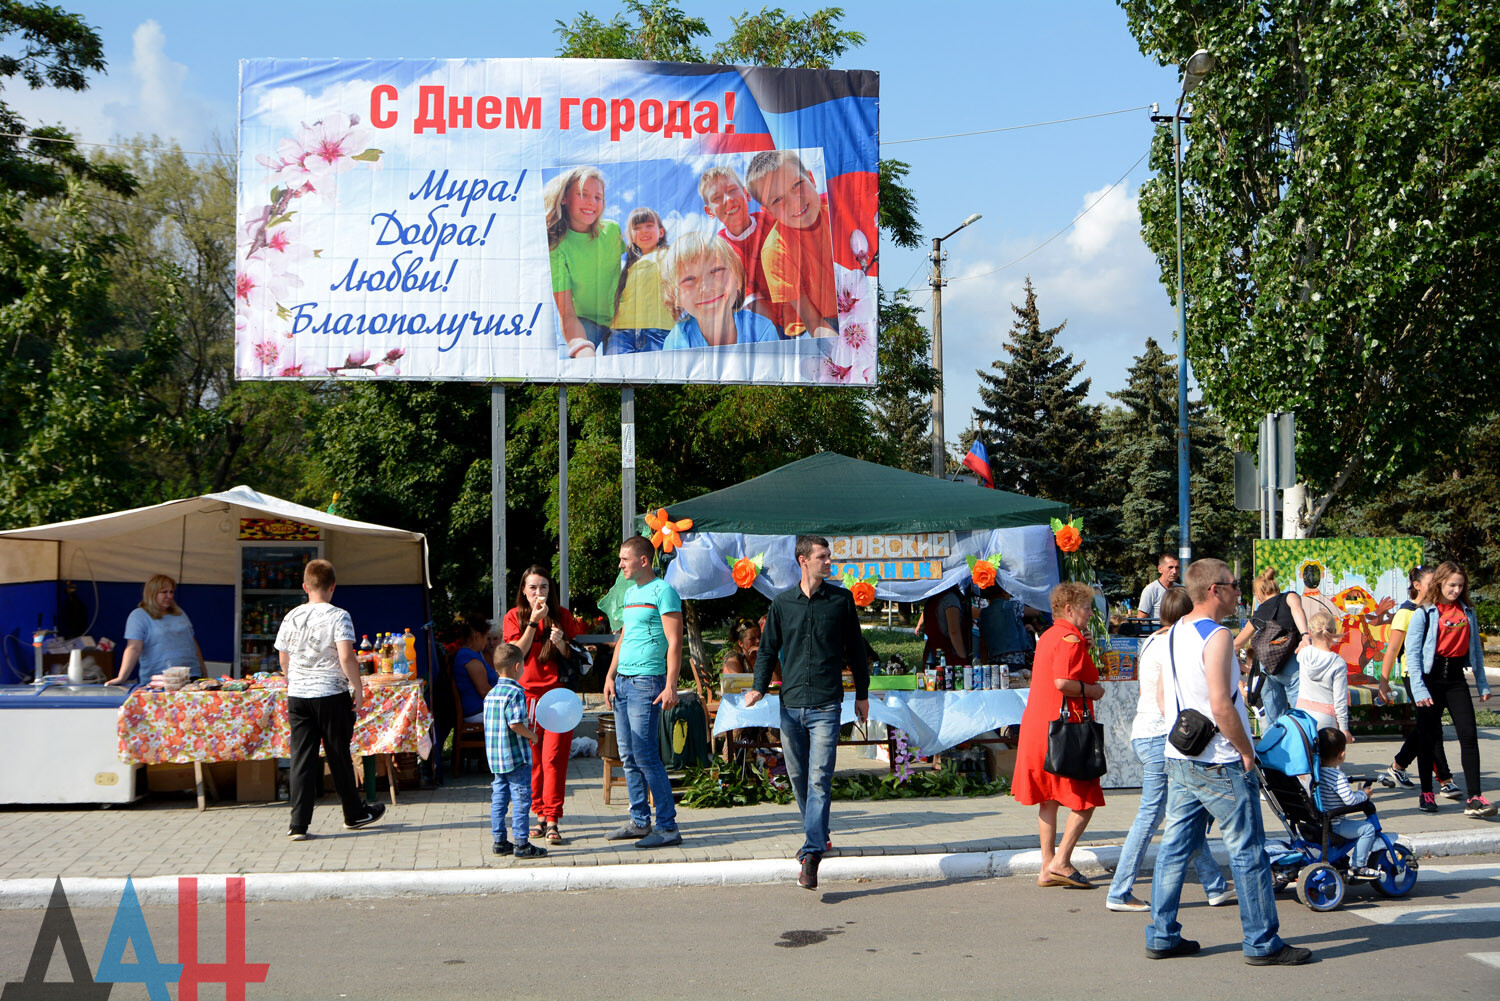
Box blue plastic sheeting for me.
[713,688,1029,756]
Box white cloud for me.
[6,19,220,150]
[927,177,1178,449]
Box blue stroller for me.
[1254,709,1418,911]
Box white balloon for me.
[535,688,583,733]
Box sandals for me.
[530,821,547,839]
[545,822,563,845]
[1046,868,1095,889]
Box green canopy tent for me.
[651,452,1066,535]
[643,453,1068,606]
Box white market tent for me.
[0,487,429,681]
[0,486,428,587]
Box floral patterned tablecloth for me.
[116,684,432,764]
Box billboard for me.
[235,59,879,385]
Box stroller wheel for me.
[1294,862,1345,912]
[1371,844,1419,898]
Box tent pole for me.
[491,385,506,625]
[558,385,569,608]
[621,386,635,542]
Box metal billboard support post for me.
[558,385,569,609]
[491,385,506,625]
[622,387,636,542]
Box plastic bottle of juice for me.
[403,628,417,672]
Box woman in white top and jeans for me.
[1107,589,1232,912]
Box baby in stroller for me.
[1318,728,1392,880]
[1255,708,1416,910]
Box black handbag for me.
[1044,695,1107,780]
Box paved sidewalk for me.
[2,721,1496,882]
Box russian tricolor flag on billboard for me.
[962,440,994,488]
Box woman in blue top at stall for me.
[106,574,204,685]
[452,614,497,723]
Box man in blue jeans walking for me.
[746,535,868,890]
[1148,558,1311,966]
[603,535,683,847]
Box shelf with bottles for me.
[240,546,317,592]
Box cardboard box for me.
[235,759,278,802]
[981,737,1018,785]
[41,648,114,680]
[144,761,236,795]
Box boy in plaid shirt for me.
[485,643,547,858]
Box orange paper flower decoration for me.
[730,558,758,588]
[971,560,997,590]
[644,508,693,553]
[1055,525,1082,553]
[849,581,877,608]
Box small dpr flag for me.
[962,440,994,488]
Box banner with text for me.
[235,59,880,385]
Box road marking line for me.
[1415,864,1500,882]
[1349,902,1500,926]
[1467,953,1500,971]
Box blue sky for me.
[8,0,1188,447]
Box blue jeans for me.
[490,763,531,844]
[613,673,677,832]
[1260,656,1300,725]
[780,702,842,860]
[1108,735,1227,902]
[1331,817,1381,866]
[559,316,611,357]
[604,327,667,354]
[1148,758,1285,958]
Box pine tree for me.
[1097,337,1251,598]
[971,277,1101,507]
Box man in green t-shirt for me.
[603,535,683,847]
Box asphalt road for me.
[3,856,1498,1000]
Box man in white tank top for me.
[1146,559,1311,966]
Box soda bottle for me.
[359,635,373,672]
[403,628,417,671]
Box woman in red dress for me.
[1013,580,1106,888]
[502,564,581,844]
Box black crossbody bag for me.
[1165,623,1237,757]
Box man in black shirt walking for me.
[747,535,868,889]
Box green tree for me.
[0,4,189,528]
[1328,412,1500,596]
[970,276,1101,507]
[869,287,937,473]
[70,141,318,499]
[1099,336,1251,598]
[1120,1,1500,531]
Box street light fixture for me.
[929,212,983,478]
[1171,48,1213,568]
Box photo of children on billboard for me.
[234,58,879,385]
[543,148,842,359]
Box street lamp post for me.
[1170,48,1214,569]
[929,212,983,478]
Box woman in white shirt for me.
[1106,589,1232,912]
[1296,612,1352,739]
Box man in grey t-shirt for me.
[1137,554,1182,619]
[276,558,384,840]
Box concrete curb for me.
[3,828,1497,909]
